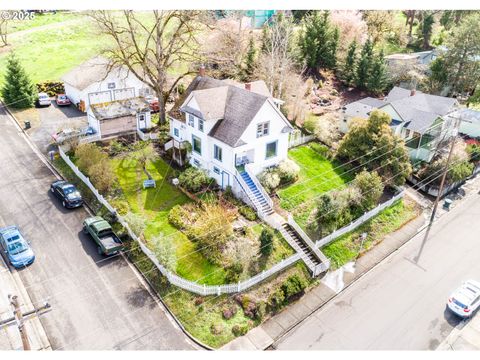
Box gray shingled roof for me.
[343,97,385,119]
[385,86,413,102]
[391,106,440,133]
[61,56,118,91]
[170,75,289,147]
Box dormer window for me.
[257,121,269,138]
[188,114,194,127]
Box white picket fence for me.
[315,191,405,248]
[288,131,315,148]
[57,146,304,296]
[137,129,159,141]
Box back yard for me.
[277,142,355,229]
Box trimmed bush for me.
[238,206,257,221]
[36,81,65,96]
[277,159,300,184]
[222,305,238,320]
[281,274,308,300]
[258,168,281,193]
[178,167,213,193]
[232,324,249,337]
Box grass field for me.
[7,11,79,33]
[111,153,227,285]
[322,198,421,269]
[277,143,354,229]
[0,15,107,85]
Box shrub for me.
[281,274,308,300]
[232,324,249,337]
[108,139,127,156]
[258,168,281,193]
[168,204,190,229]
[277,159,300,184]
[259,227,274,257]
[124,212,147,237]
[352,170,384,211]
[152,236,177,272]
[222,305,238,320]
[36,81,65,96]
[267,288,285,312]
[88,159,116,193]
[75,143,108,173]
[178,167,213,193]
[238,206,257,221]
[303,115,319,134]
[210,323,223,335]
[225,262,243,283]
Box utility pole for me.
[415,115,460,263]
[8,294,31,351]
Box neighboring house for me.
[61,56,152,112]
[87,97,152,139]
[166,71,293,197]
[340,87,459,162]
[454,108,480,138]
[385,50,437,68]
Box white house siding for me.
[237,100,290,175]
[64,69,150,111]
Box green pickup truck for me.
[82,216,124,256]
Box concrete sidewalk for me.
[221,205,427,350]
[437,315,480,350]
[0,257,51,350]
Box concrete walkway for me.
[437,315,480,350]
[221,204,427,350]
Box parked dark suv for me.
[50,180,83,208]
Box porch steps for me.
[240,171,274,216]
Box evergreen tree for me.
[242,36,257,81]
[1,53,36,109]
[416,12,435,50]
[355,38,373,89]
[298,11,339,72]
[367,49,388,94]
[342,40,357,85]
[259,227,274,257]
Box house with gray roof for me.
[340,87,459,162]
[166,70,293,197]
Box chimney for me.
[199,65,205,77]
[245,83,251,91]
[410,88,416,97]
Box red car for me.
[55,94,71,106]
[145,95,159,113]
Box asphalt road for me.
[275,189,480,350]
[0,108,194,350]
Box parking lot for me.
[22,100,88,154]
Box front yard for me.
[109,146,294,285]
[277,142,354,229]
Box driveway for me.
[27,102,88,154]
[274,190,480,350]
[0,108,194,350]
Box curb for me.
[2,103,212,350]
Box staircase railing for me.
[234,169,267,218]
[244,163,273,209]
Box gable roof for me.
[343,97,385,119]
[61,56,124,91]
[170,75,290,147]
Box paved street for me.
[275,189,480,350]
[0,108,194,350]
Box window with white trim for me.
[199,119,204,132]
[266,141,277,159]
[213,166,221,175]
[188,114,195,127]
[256,122,269,138]
[192,135,201,154]
[174,128,179,137]
[193,158,200,166]
[213,144,222,162]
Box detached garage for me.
[61,56,152,112]
[88,97,152,139]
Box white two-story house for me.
[166,73,293,198]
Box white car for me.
[37,92,51,107]
[447,280,480,318]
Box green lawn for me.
[0,15,107,85]
[277,143,354,229]
[322,199,421,269]
[111,154,227,285]
[7,11,79,33]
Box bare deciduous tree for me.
[90,10,211,124]
[256,13,296,99]
[0,13,10,47]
